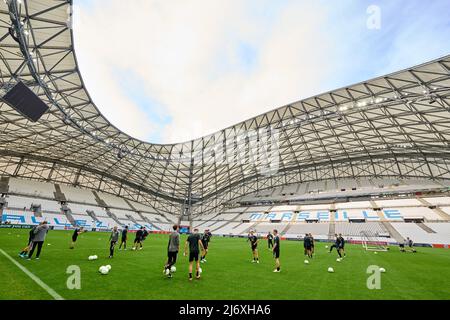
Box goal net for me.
[360,230,388,251]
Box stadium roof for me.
[1,0,449,215]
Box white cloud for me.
[72,0,450,144]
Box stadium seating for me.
[385,207,443,220]
[373,198,422,207]
[423,197,450,206]
[299,204,331,210]
[97,191,132,210]
[284,223,329,238]
[334,201,372,209]
[71,214,96,228]
[334,222,387,237]
[68,203,106,217]
[216,222,254,235]
[425,223,450,237]
[253,223,288,234]
[6,195,61,212]
[59,185,97,204]
[2,177,448,245]
[1,209,71,227]
[95,216,119,229]
[8,178,56,199]
[390,222,449,245]
[214,213,240,221]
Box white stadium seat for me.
[423,197,450,206]
[97,192,132,210]
[8,178,56,199]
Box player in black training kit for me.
[70,226,85,249]
[247,230,259,263]
[119,225,128,250]
[272,229,281,272]
[184,228,205,281]
[338,233,346,257]
[142,227,149,243]
[309,233,315,255]
[303,233,313,258]
[132,227,144,250]
[329,234,339,254]
[267,231,274,249]
[200,229,212,263]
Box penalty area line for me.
[0,248,64,300]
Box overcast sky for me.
[72,0,450,144]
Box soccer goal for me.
[360,231,388,251]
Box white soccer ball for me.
[99,266,109,275]
[325,245,329,249]
[328,267,334,273]
[170,266,176,273]
[336,258,341,262]
[304,260,309,264]
[374,252,378,255]
[198,268,202,274]
[105,265,111,271]
[379,267,386,273]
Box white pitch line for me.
[0,248,64,300]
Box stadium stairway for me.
[53,184,67,202]
[92,191,122,225]
[0,176,9,194]
[328,222,336,240]
[92,190,108,208]
[105,209,121,226]
[432,207,450,221]
[417,197,450,220]
[380,221,404,243]
[126,214,139,225]
[137,211,153,225]
[209,214,241,233]
[32,204,43,218]
[63,207,77,227]
[416,222,436,234]
[280,221,293,236]
[86,210,100,223]
[124,199,136,211]
[244,222,260,235]
[369,199,379,210]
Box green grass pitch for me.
[0,229,449,300]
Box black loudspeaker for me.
[2,81,49,122]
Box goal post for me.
[360,230,388,251]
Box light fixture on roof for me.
[117,147,128,160]
[62,115,71,125]
[429,95,437,104]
